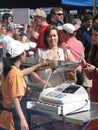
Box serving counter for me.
[27,101,98,130]
[23,57,97,129]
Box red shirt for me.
[36,24,50,48]
[91,74,98,99]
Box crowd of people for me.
[0,7,98,130]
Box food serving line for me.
[22,57,98,130]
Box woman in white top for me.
[31,25,76,87]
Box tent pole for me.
[93,0,96,17]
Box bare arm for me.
[64,49,76,61]
[81,59,95,79]
[82,64,95,80]
[29,50,52,87]
[11,97,29,130]
[64,49,82,73]
[22,59,48,76]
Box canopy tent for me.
[0,0,97,9]
[61,0,98,17]
[0,0,97,8]
[62,0,98,7]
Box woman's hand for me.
[84,63,95,73]
[40,59,50,66]
[76,65,82,73]
[81,59,87,68]
[80,58,94,79]
[83,63,95,79]
[42,80,52,87]
[68,71,75,81]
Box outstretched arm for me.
[81,59,96,79]
[22,59,49,76]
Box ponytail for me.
[3,57,12,77]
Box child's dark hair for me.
[3,53,20,77]
[3,57,11,77]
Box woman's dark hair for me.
[88,24,98,66]
[92,24,98,32]
[43,25,62,49]
[93,14,98,23]
[3,53,20,77]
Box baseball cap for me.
[32,9,47,18]
[7,23,23,30]
[6,40,29,58]
[57,23,76,34]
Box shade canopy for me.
[0,0,97,9]
[62,0,98,7]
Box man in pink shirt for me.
[58,23,84,61]
[58,23,92,97]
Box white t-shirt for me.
[27,41,37,57]
[32,48,65,87]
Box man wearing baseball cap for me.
[32,8,47,18]
[32,8,49,48]
[58,23,84,61]
[58,23,85,86]
[7,23,23,40]
[1,23,24,57]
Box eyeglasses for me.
[55,13,64,16]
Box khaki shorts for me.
[83,73,92,87]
